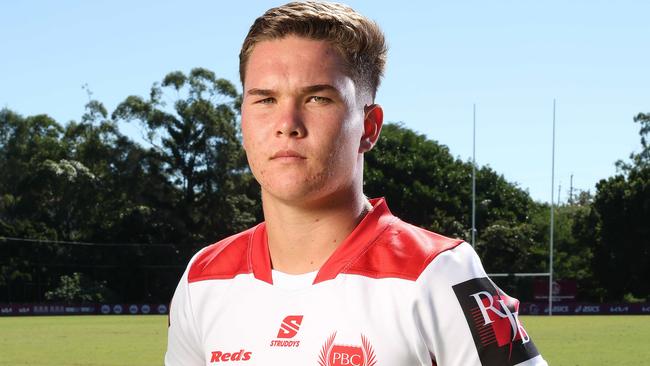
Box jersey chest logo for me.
[277,315,303,338]
[270,315,303,348]
[318,332,376,366]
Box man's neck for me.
[262,190,372,275]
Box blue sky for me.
[1,1,648,202]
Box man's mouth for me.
[270,150,307,160]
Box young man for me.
[165,2,548,365]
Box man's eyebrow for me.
[301,84,339,94]
[245,85,340,97]
[246,88,274,96]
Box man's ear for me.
[359,104,384,153]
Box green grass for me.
[521,315,650,366]
[0,315,648,365]
[0,315,167,366]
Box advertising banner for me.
[0,303,169,316]
[519,302,650,315]
[2,302,648,316]
[533,279,577,302]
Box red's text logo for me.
[210,349,252,362]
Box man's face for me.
[241,35,367,206]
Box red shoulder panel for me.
[313,198,464,284]
[188,225,256,283]
[342,219,464,281]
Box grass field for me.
[0,315,167,366]
[522,315,650,366]
[0,315,648,365]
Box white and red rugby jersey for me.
[165,198,547,366]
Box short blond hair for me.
[239,1,387,99]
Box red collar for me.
[249,198,397,285]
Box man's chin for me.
[263,189,315,204]
[261,185,328,206]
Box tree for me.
[112,68,259,255]
[44,272,115,303]
[477,220,537,274]
[0,110,72,302]
[0,110,68,239]
[1,68,262,304]
[591,112,650,301]
[527,195,600,301]
[364,123,471,237]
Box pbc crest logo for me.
[318,332,376,366]
[453,277,540,366]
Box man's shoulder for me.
[187,224,260,283]
[344,218,464,281]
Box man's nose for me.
[275,103,306,138]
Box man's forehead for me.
[244,50,349,81]
[251,35,340,58]
[245,38,348,80]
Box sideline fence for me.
[2,301,649,317]
[0,236,192,304]
[0,302,168,316]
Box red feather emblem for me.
[361,334,377,366]
[318,332,337,366]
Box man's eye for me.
[256,97,275,104]
[307,96,332,104]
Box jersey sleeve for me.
[164,258,204,366]
[414,242,548,366]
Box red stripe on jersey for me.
[314,198,463,284]
[188,198,463,285]
[188,225,260,283]
[250,223,273,284]
[188,223,274,284]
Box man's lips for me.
[270,150,306,160]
